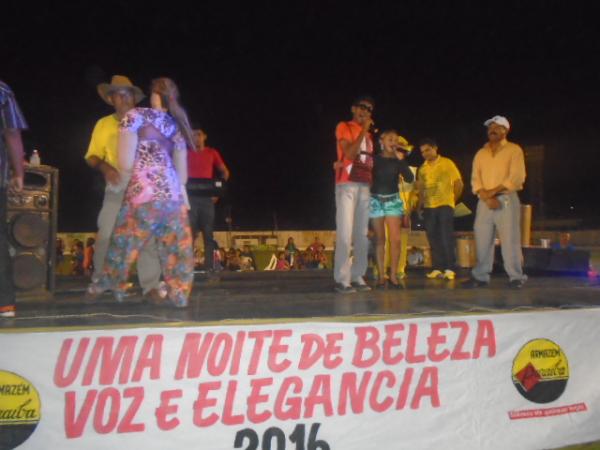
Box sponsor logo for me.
[511,339,569,404]
[0,370,41,449]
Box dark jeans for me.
[424,205,456,271]
[188,195,216,270]
[0,188,15,308]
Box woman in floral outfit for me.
[87,78,195,307]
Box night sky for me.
[3,2,599,232]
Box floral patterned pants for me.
[97,200,194,306]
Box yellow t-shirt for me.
[418,156,462,208]
[84,114,120,169]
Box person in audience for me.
[285,237,299,267]
[226,248,241,271]
[552,232,575,251]
[83,237,95,276]
[193,246,204,269]
[317,251,328,269]
[240,244,256,271]
[275,251,291,271]
[307,236,325,255]
[72,240,85,275]
[295,251,308,270]
[306,251,321,269]
[215,247,226,271]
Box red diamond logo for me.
[516,362,542,391]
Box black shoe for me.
[374,280,387,290]
[351,281,372,292]
[388,280,404,289]
[334,283,356,294]
[461,278,489,289]
[508,279,525,289]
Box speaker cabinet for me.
[7,165,58,300]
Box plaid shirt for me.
[0,81,28,187]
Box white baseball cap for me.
[484,115,510,130]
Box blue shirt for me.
[0,81,28,187]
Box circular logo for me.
[512,339,569,404]
[0,370,42,449]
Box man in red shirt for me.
[187,129,230,272]
[333,96,375,293]
[308,236,325,254]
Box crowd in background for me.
[56,235,331,276]
[196,237,329,272]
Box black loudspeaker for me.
[6,165,58,300]
[494,246,590,274]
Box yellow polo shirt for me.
[84,114,120,169]
[471,139,526,194]
[417,156,462,208]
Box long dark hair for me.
[150,77,196,150]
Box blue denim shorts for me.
[369,193,404,219]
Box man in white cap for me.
[84,75,162,300]
[463,115,527,289]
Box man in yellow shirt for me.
[417,138,463,280]
[84,75,162,299]
[463,115,527,289]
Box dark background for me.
[3,1,599,232]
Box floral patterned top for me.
[120,107,186,206]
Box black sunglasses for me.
[354,103,373,113]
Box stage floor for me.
[2,269,600,330]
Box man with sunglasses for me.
[84,75,162,301]
[333,96,375,293]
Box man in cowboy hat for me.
[84,75,162,300]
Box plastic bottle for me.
[30,149,41,166]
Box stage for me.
[2,269,600,329]
[2,270,600,449]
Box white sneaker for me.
[351,277,371,292]
[426,270,443,279]
[443,270,456,280]
[0,310,16,318]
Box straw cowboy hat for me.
[97,75,145,105]
[397,134,414,153]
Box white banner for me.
[1,309,600,450]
